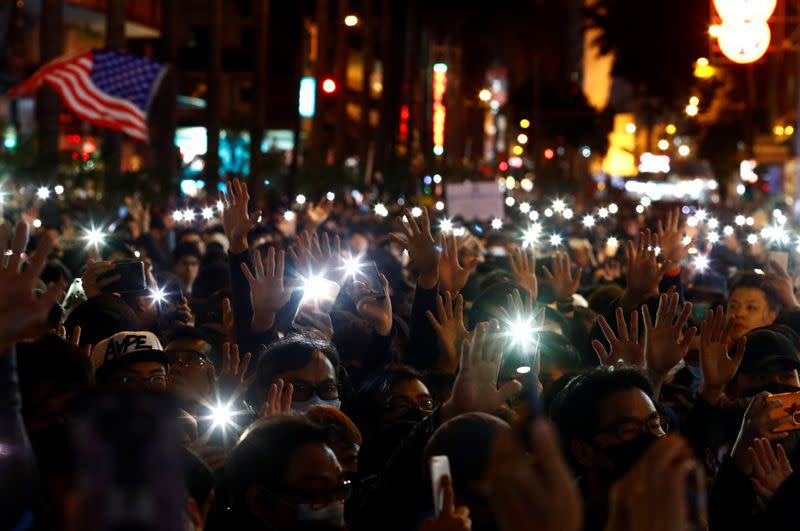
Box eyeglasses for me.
[113,374,168,388]
[167,351,211,368]
[278,480,352,509]
[596,413,670,440]
[384,396,436,416]
[288,380,340,402]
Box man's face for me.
[381,378,434,424]
[279,351,339,409]
[107,361,168,391]
[736,367,800,395]
[174,255,200,288]
[262,442,345,529]
[728,287,777,338]
[572,388,664,474]
[330,441,359,474]
[166,339,215,402]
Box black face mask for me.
[742,383,800,398]
[598,432,660,480]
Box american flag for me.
[7,49,166,141]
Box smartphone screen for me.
[71,392,185,531]
[98,260,147,294]
[429,455,451,516]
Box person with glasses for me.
[90,331,170,392]
[166,329,217,410]
[252,334,341,413]
[549,367,666,531]
[216,416,349,530]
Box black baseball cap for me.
[739,329,800,375]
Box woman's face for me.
[380,378,434,424]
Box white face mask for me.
[291,395,341,413]
[296,500,345,527]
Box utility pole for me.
[104,0,125,193]
[333,0,349,167]
[154,0,178,192]
[206,0,222,191]
[358,0,374,183]
[36,0,63,177]
[250,0,270,193]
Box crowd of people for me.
[2,177,800,531]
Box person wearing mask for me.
[90,331,170,391]
[173,241,202,296]
[549,367,667,531]
[166,328,217,413]
[214,416,348,530]
[252,334,341,413]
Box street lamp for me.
[685,104,699,117]
[520,119,530,129]
[344,15,359,26]
[479,89,492,102]
[625,122,637,134]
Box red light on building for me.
[65,134,81,144]
[399,104,409,142]
[544,148,555,160]
[322,78,337,94]
[498,161,509,171]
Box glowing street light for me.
[517,133,529,145]
[665,124,677,135]
[625,122,637,134]
[344,14,359,26]
[520,119,530,129]
[658,139,670,150]
[479,89,492,102]
[686,104,699,117]
[689,96,700,106]
[37,186,50,200]
[678,145,691,157]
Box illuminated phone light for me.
[183,208,195,221]
[283,211,296,221]
[172,210,184,222]
[549,234,562,247]
[54,185,65,195]
[582,215,595,228]
[202,207,214,220]
[491,218,503,230]
[747,234,759,245]
[411,207,423,218]
[374,203,389,217]
[37,186,50,200]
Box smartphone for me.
[300,277,341,314]
[98,260,147,294]
[354,261,386,300]
[70,392,185,531]
[767,391,800,432]
[429,455,451,516]
[488,246,507,257]
[769,251,789,271]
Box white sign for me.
[445,181,505,220]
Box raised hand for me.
[306,196,333,228]
[420,475,472,531]
[542,251,581,303]
[216,342,254,401]
[698,305,746,405]
[390,208,438,287]
[593,307,644,367]
[349,272,393,336]
[598,260,622,282]
[657,207,690,266]
[288,231,341,278]
[642,293,696,380]
[259,378,295,417]
[764,259,800,311]
[222,297,236,344]
[438,234,478,295]
[731,393,791,475]
[442,321,522,419]
[605,435,697,531]
[508,245,538,301]
[241,247,294,334]
[623,230,673,309]
[748,438,793,500]
[219,178,261,254]
[81,258,120,298]
[488,419,583,531]
[426,291,469,373]
[0,223,64,353]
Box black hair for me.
[41,260,73,285]
[254,334,340,392]
[173,241,202,263]
[182,446,214,507]
[549,367,655,468]
[469,280,530,327]
[63,293,142,347]
[729,272,782,311]
[341,365,426,429]
[223,417,329,518]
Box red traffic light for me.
[544,148,555,160]
[322,78,337,94]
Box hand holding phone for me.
[767,391,800,432]
[97,260,147,294]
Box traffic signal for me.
[322,78,337,94]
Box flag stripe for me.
[42,74,147,140]
[47,69,145,132]
[59,63,146,123]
